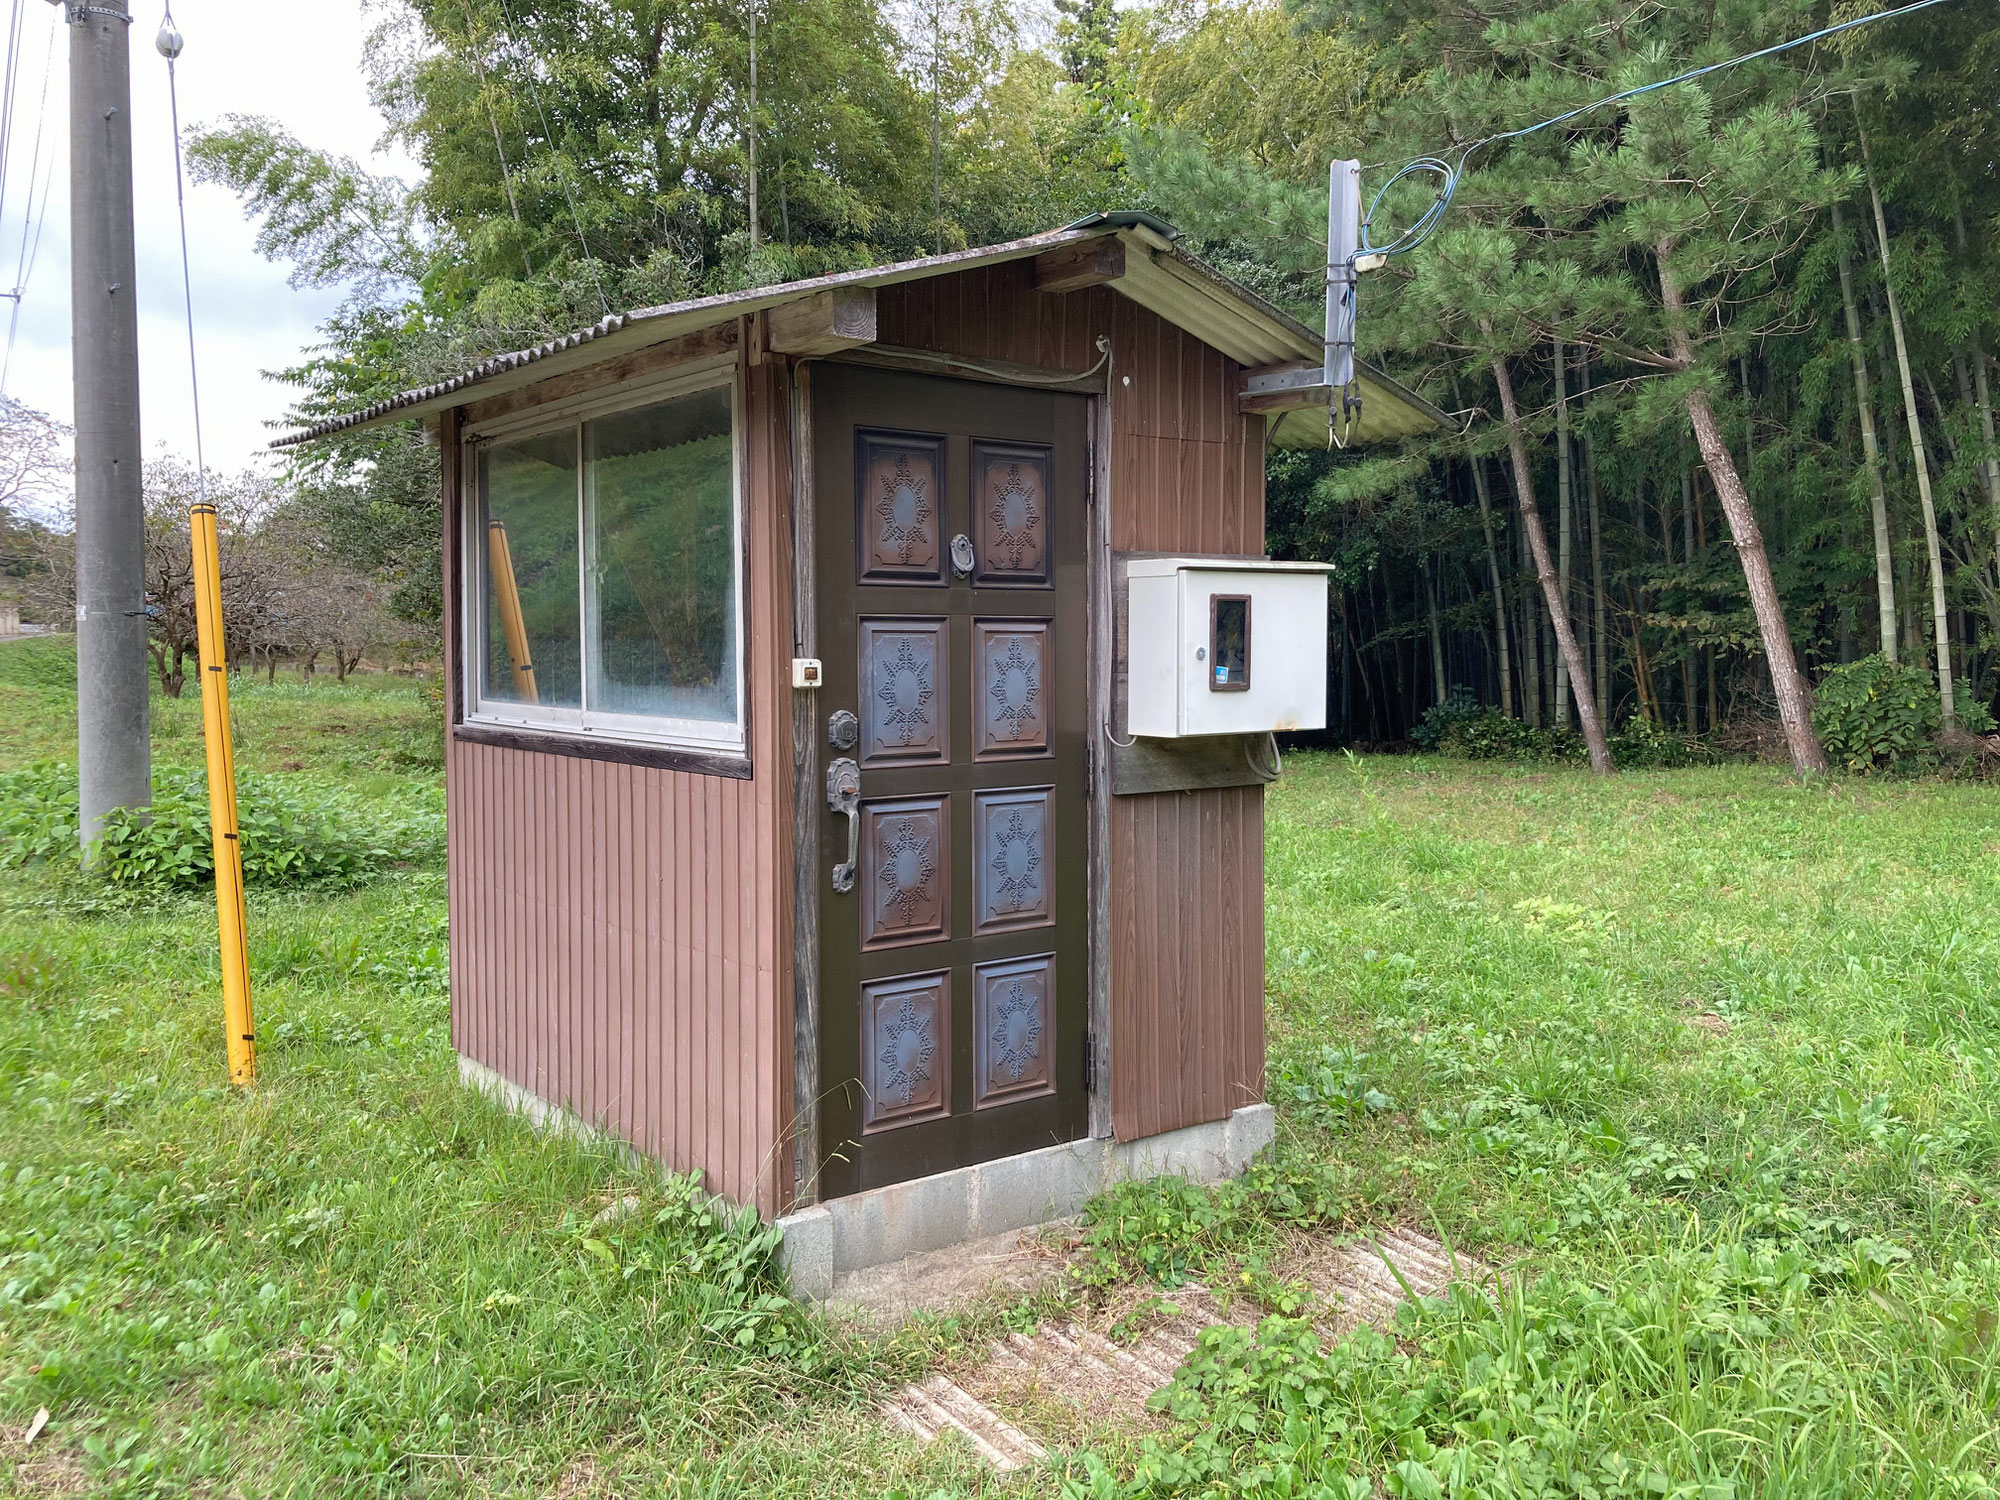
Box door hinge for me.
[1084,1029,1098,1094]
[1084,742,1095,795]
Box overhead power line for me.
[492,0,610,315]
[0,0,28,249]
[156,3,206,494]
[1355,0,1963,264]
[0,17,55,394]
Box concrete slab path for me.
[876,1226,1489,1472]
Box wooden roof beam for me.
[767,287,878,357]
[1033,237,1126,294]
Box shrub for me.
[1420,704,1586,764]
[0,761,80,860]
[1609,715,1710,768]
[1812,655,1942,773]
[1430,707,1712,768]
[1410,692,1486,751]
[0,762,433,891]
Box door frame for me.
[784,348,1113,1212]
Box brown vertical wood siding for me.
[442,260,1266,1218]
[877,262,1268,1144]
[445,354,796,1217]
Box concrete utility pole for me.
[63,0,150,844]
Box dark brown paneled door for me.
[814,365,1089,1199]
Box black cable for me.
[159,4,209,501]
[0,14,51,394]
[493,0,610,316]
[1357,0,1961,262]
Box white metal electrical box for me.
[1125,558,1334,738]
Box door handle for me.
[826,756,860,893]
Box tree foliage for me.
[190,0,1119,623]
[1122,0,2000,749]
[186,0,2000,754]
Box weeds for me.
[1101,753,2000,1499]
[1072,1157,1359,1296]
[0,635,79,689]
[0,761,441,892]
[1272,1046,1395,1128]
[3,671,1999,1494]
[1064,1227,2000,1499]
[0,668,953,1497]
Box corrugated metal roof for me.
[272,222,1445,449]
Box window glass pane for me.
[480,431,581,708]
[1210,595,1248,689]
[583,387,738,725]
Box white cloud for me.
[2,0,421,479]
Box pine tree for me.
[1513,16,1837,772]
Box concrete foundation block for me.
[461,1052,1275,1306]
[1111,1121,1230,1184]
[459,1055,651,1170]
[775,1204,835,1301]
[1228,1102,1277,1170]
[833,1163,973,1269]
[779,1103,1273,1302]
[967,1138,1107,1240]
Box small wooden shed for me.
[284,216,1439,1289]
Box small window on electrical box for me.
[1209,594,1250,691]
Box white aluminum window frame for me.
[460,357,748,755]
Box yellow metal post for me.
[486,519,539,704]
[190,503,255,1086]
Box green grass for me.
[1065,754,2000,1499]
[0,646,1003,1497]
[0,634,444,778]
[3,642,1999,1496]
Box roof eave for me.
[1112,236,1448,447]
[272,223,1447,450]
[270,227,1104,449]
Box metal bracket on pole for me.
[1325,159,1364,444]
[1325,159,1360,393]
[60,4,135,23]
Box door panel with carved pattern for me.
[814,366,1089,1198]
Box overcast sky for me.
[3,1,420,488]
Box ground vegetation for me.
[1,660,1996,1493]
